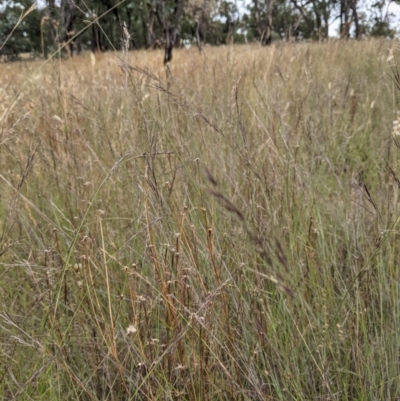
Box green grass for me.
[1,40,400,400]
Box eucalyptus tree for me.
[253,0,275,44]
[290,0,334,39]
[60,0,80,55]
[335,0,359,39]
[185,0,217,49]
[159,0,185,65]
[0,0,42,58]
[368,0,396,38]
[42,0,80,54]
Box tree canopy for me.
[0,0,398,60]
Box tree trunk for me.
[162,0,184,66]
[195,19,203,52]
[322,5,329,39]
[340,0,359,39]
[291,0,314,39]
[253,0,263,39]
[351,0,360,39]
[146,5,156,48]
[45,0,58,54]
[262,0,275,45]
[92,25,101,52]
[312,1,322,40]
[340,0,351,39]
[254,0,275,45]
[60,0,79,56]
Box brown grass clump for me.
[1,40,400,400]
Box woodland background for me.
[1,0,400,62]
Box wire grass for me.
[1,39,400,400]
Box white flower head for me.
[126,324,137,335]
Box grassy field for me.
[1,40,400,400]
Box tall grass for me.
[1,40,400,400]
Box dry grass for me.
[1,40,400,400]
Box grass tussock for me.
[1,40,400,400]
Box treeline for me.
[0,0,398,61]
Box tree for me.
[184,0,217,50]
[253,0,275,44]
[216,0,240,44]
[290,0,333,40]
[2,0,400,64]
[337,0,359,39]
[0,1,42,59]
[60,0,80,55]
[160,0,185,66]
[368,0,395,38]
[244,0,282,42]
[42,0,58,56]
